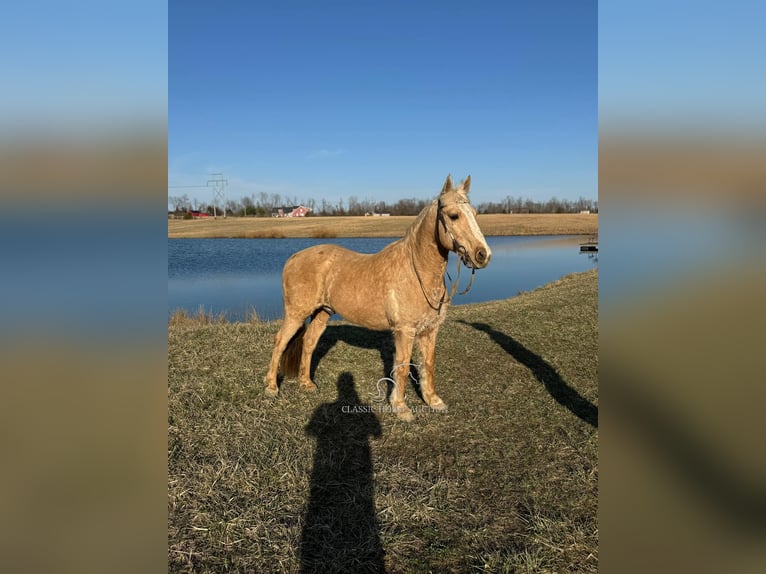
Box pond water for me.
[168,236,597,321]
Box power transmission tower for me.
[207,173,228,218]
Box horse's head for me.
[436,174,492,269]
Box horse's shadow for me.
[459,320,598,428]
[310,324,423,402]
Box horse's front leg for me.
[416,328,447,412]
[391,329,415,422]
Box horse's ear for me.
[441,174,453,195]
[461,175,471,194]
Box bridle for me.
[412,199,478,311]
[437,198,471,259]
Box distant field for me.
[168,213,598,238]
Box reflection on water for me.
[168,235,597,321]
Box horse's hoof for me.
[300,382,318,393]
[395,407,414,422]
[264,386,279,398]
[429,400,448,413]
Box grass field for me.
[168,269,598,573]
[168,213,598,238]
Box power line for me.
[168,175,228,217]
[207,173,228,219]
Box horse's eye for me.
[449,213,459,221]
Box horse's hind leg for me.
[298,308,331,391]
[263,315,306,397]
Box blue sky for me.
[2,1,166,130]
[169,0,596,208]
[599,0,765,129]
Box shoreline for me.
[168,213,598,239]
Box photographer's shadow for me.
[300,372,385,573]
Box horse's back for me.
[284,243,364,277]
[282,244,363,307]
[282,243,392,328]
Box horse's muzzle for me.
[472,247,490,269]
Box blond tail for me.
[279,324,306,378]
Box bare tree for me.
[226,199,242,216]
[242,196,254,216]
[169,194,190,212]
[348,195,360,216]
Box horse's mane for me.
[400,190,468,249]
[402,200,438,246]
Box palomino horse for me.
[263,174,491,420]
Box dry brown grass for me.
[168,213,598,238]
[168,270,598,572]
[169,306,265,326]
[168,307,229,326]
[310,226,338,238]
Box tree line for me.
[168,193,597,217]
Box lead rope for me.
[412,247,474,311]
[445,252,476,299]
[411,245,445,311]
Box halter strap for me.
[411,199,477,311]
[437,198,469,253]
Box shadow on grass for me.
[310,324,424,403]
[460,321,598,428]
[274,324,394,391]
[300,372,385,573]
[310,325,395,382]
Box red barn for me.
[271,205,312,217]
[288,205,311,217]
